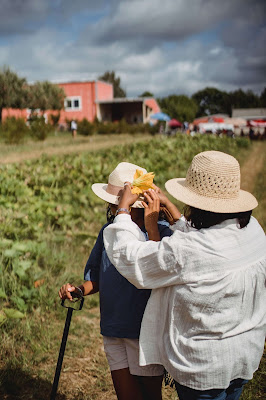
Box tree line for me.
[1,67,266,125]
[0,66,65,122]
[142,87,266,123]
[100,71,266,123]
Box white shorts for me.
[103,336,164,377]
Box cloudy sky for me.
[0,0,265,97]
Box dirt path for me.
[0,134,152,164]
[240,142,265,193]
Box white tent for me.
[198,122,234,134]
[224,117,246,126]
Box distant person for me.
[159,124,164,134]
[104,151,266,400]
[249,127,255,140]
[59,162,173,400]
[70,119,77,138]
[227,129,234,138]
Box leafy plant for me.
[0,66,27,122]
[0,117,30,144]
[29,115,53,141]
[77,118,95,136]
[0,134,252,319]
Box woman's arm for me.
[103,214,182,289]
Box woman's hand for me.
[58,283,76,301]
[143,189,160,241]
[117,182,139,210]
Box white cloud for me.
[0,0,265,97]
[210,48,222,56]
[120,48,164,72]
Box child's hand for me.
[153,184,181,224]
[58,283,76,300]
[118,182,139,210]
[143,189,160,241]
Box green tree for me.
[98,71,126,98]
[158,94,198,122]
[27,81,65,113]
[259,87,266,107]
[192,87,231,117]
[139,91,154,97]
[229,89,260,110]
[0,66,27,122]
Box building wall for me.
[57,81,95,123]
[144,98,160,123]
[232,108,266,119]
[2,80,114,124]
[2,108,28,120]
[96,81,113,101]
[1,82,161,125]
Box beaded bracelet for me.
[115,208,130,216]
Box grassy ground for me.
[0,132,153,164]
[0,136,265,400]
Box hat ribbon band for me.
[106,183,123,196]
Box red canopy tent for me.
[168,119,182,127]
[211,117,224,123]
[249,119,266,128]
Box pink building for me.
[2,80,160,124]
[58,80,113,123]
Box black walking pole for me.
[50,292,84,400]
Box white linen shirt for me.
[103,215,266,390]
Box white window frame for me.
[64,96,82,111]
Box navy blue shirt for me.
[84,220,172,338]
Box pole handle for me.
[61,291,84,311]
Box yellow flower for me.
[131,169,155,194]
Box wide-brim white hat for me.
[165,151,258,213]
[92,162,147,208]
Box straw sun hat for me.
[165,151,258,213]
[91,162,147,208]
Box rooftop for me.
[96,97,152,104]
[232,108,266,119]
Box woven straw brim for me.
[91,183,144,208]
[165,178,258,213]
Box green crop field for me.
[0,134,265,400]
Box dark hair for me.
[183,205,252,230]
[106,204,115,223]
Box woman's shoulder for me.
[249,216,265,232]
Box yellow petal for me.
[133,169,143,180]
[131,186,142,195]
[131,170,155,194]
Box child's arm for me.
[58,280,99,301]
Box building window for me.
[64,96,82,111]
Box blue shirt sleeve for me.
[84,223,109,282]
[158,220,173,239]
